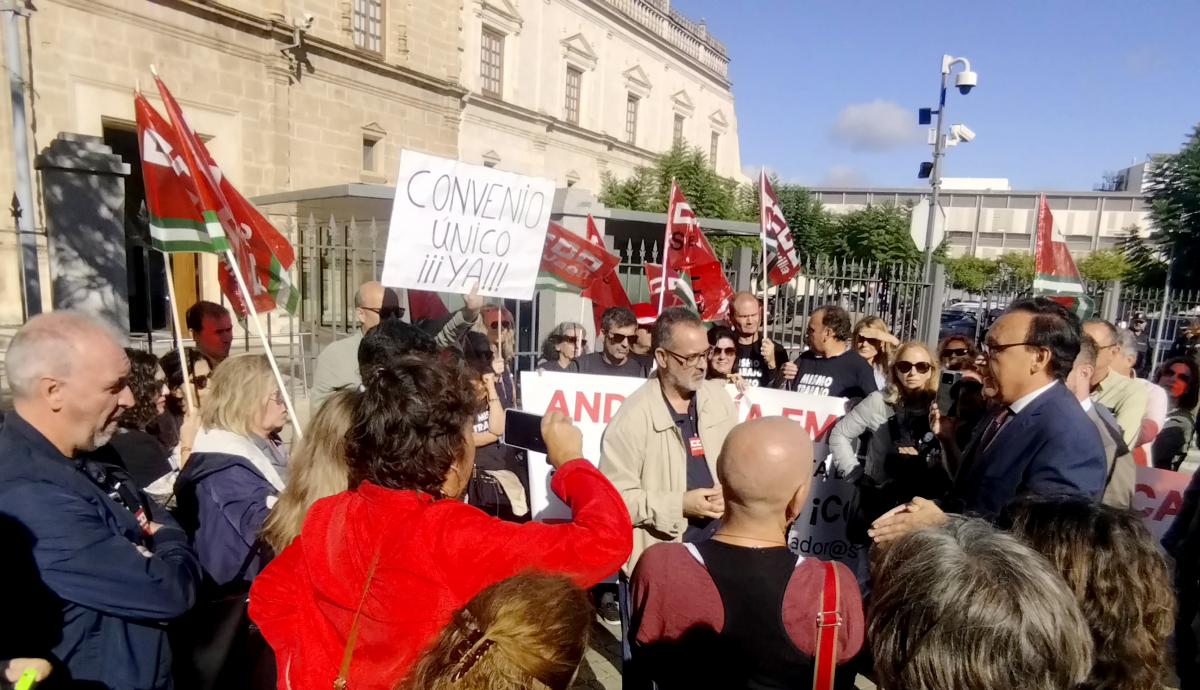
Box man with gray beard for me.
[0,311,200,689]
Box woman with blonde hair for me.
[399,574,591,690]
[173,352,287,689]
[261,389,357,554]
[830,341,950,529]
[853,316,899,391]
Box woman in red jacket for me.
[248,354,632,690]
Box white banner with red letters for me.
[732,386,861,574]
[519,372,859,572]
[1133,465,1192,542]
[520,371,646,521]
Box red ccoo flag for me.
[581,214,632,311]
[153,75,298,315]
[760,171,802,286]
[664,181,722,273]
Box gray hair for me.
[870,516,1093,690]
[541,321,586,362]
[5,311,125,398]
[1116,327,1139,358]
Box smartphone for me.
[937,370,964,413]
[504,410,548,455]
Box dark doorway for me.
[104,124,168,343]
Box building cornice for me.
[462,94,658,160]
[129,0,468,99]
[577,0,732,90]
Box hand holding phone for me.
[937,370,964,414]
[503,410,584,469]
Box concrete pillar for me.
[34,133,131,332]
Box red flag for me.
[405,289,450,322]
[538,221,622,292]
[581,215,632,311]
[153,75,298,315]
[1033,195,1085,294]
[665,182,721,272]
[689,261,734,322]
[645,263,690,312]
[760,172,802,286]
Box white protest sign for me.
[733,386,863,575]
[1133,465,1192,542]
[382,150,555,300]
[519,371,646,521]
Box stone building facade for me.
[0,0,742,329]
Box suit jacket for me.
[948,381,1107,520]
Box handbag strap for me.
[812,561,842,690]
[333,547,383,690]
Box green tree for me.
[943,255,999,293]
[599,143,751,221]
[835,204,921,266]
[1146,125,1200,289]
[1118,226,1168,287]
[1077,249,1130,283]
[995,253,1035,288]
[772,182,840,259]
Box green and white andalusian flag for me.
[1033,194,1094,317]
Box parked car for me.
[939,310,979,341]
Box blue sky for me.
[671,0,1200,191]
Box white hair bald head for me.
[5,311,125,399]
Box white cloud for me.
[820,164,870,187]
[829,99,923,152]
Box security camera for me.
[950,124,976,143]
[955,70,978,95]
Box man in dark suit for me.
[869,298,1107,542]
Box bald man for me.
[728,291,788,388]
[311,281,483,406]
[628,418,864,689]
[0,311,200,689]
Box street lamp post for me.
[920,54,977,282]
[918,55,976,345]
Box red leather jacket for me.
[249,459,631,690]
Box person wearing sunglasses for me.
[1152,357,1200,471]
[869,298,1107,544]
[313,281,484,407]
[937,335,977,371]
[538,321,588,372]
[705,326,749,394]
[853,316,900,392]
[830,342,950,529]
[571,306,649,378]
[157,346,211,463]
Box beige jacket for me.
[599,376,737,576]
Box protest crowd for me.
[2,80,1200,690]
[4,280,1200,690]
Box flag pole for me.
[759,169,769,345]
[222,248,304,440]
[657,180,676,315]
[162,254,197,412]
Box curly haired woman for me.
[1007,497,1174,690]
[249,354,631,690]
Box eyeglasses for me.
[896,361,932,374]
[487,320,513,331]
[188,375,209,390]
[857,337,882,349]
[361,306,406,319]
[711,346,737,358]
[941,348,970,358]
[982,341,1038,359]
[606,333,636,345]
[553,335,588,347]
[661,347,711,367]
[269,391,285,405]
